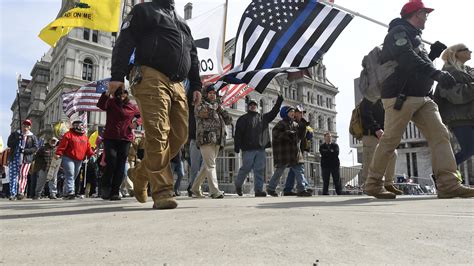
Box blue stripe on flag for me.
[262,0,318,68]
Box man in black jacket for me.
[365,1,474,199]
[360,98,401,195]
[319,132,342,195]
[234,95,283,197]
[110,0,202,209]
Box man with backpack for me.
[364,1,474,199]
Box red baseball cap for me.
[400,1,434,17]
[23,119,32,126]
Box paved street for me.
[1,195,473,265]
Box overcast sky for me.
[0,0,472,165]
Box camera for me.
[393,94,406,110]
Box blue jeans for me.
[284,167,310,193]
[452,126,474,165]
[62,156,83,195]
[171,160,185,192]
[187,139,202,189]
[235,149,266,193]
[268,164,306,193]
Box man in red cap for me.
[364,1,474,199]
[7,119,38,200]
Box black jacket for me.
[380,18,438,98]
[360,98,384,137]
[7,131,38,164]
[296,118,310,153]
[319,142,340,168]
[111,0,201,92]
[434,65,474,128]
[234,97,283,152]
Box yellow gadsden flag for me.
[39,0,121,47]
[88,130,99,149]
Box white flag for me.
[187,4,225,76]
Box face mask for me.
[73,124,85,134]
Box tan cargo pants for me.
[131,66,188,201]
[361,135,396,187]
[366,96,460,194]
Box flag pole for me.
[319,0,433,45]
[16,74,22,131]
[221,0,229,66]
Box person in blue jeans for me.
[186,86,203,197]
[234,94,283,197]
[282,105,313,196]
[171,149,185,196]
[55,121,94,200]
[266,106,312,197]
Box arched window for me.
[82,58,93,81]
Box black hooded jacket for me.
[111,0,201,92]
[380,18,438,98]
[234,96,283,152]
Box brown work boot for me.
[364,187,396,199]
[384,185,403,195]
[152,197,178,210]
[437,185,474,199]
[128,168,148,203]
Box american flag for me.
[226,0,352,93]
[62,79,109,118]
[203,64,254,107]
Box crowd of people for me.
[1,0,473,209]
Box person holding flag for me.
[364,1,474,199]
[96,88,140,200]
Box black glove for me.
[277,94,284,103]
[234,147,240,154]
[428,41,447,61]
[432,70,456,88]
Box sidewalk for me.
[1,195,473,265]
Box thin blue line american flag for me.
[203,64,254,107]
[225,0,352,93]
[62,78,109,118]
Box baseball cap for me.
[248,99,258,106]
[23,119,32,126]
[295,105,306,113]
[401,1,434,17]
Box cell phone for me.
[393,94,406,110]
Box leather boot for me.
[364,176,396,199]
[438,185,474,199]
[384,185,403,195]
[128,168,148,203]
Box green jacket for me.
[434,65,474,128]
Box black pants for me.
[101,139,131,195]
[322,167,342,195]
